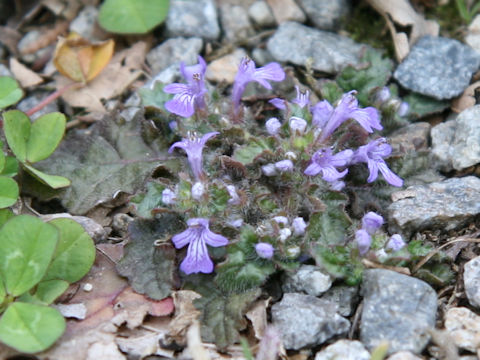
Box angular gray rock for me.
[444,307,480,353]
[165,0,220,40]
[387,351,423,360]
[17,93,59,121]
[431,105,480,171]
[464,256,480,308]
[219,4,254,42]
[389,122,431,156]
[298,0,350,30]
[282,265,332,296]
[248,1,276,27]
[394,36,480,100]
[360,269,437,354]
[388,176,480,237]
[146,37,203,77]
[271,293,350,350]
[267,21,364,73]
[69,6,101,40]
[314,340,370,360]
[320,285,359,317]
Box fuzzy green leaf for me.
[307,206,351,246]
[0,77,23,109]
[26,112,66,163]
[403,92,449,120]
[233,139,271,165]
[99,0,169,34]
[0,302,65,353]
[43,218,95,283]
[3,110,30,163]
[0,177,18,208]
[117,214,183,300]
[23,163,71,189]
[139,81,170,109]
[130,181,166,218]
[0,215,58,296]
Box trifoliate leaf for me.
[0,176,19,208]
[0,77,23,109]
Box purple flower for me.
[275,159,294,172]
[362,212,384,235]
[292,217,307,236]
[169,132,219,180]
[304,147,353,182]
[255,242,274,259]
[355,229,371,256]
[289,116,307,134]
[171,218,229,274]
[386,234,406,251]
[232,57,285,112]
[164,56,207,118]
[292,86,310,108]
[351,138,403,187]
[318,91,382,142]
[311,100,334,129]
[261,163,277,176]
[269,97,287,110]
[191,182,205,200]
[162,188,176,205]
[266,117,282,135]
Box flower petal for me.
[180,238,214,274]
[254,62,285,82]
[366,159,379,183]
[304,162,322,176]
[171,228,196,249]
[350,107,382,133]
[202,229,229,247]
[378,161,403,187]
[165,92,196,117]
[312,100,334,128]
[322,165,348,182]
[164,83,190,94]
[269,98,287,110]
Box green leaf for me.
[402,92,449,120]
[1,157,19,177]
[0,215,58,296]
[26,112,66,163]
[23,163,71,189]
[187,276,260,350]
[307,206,351,246]
[0,209,14,229]
[139,81,170,109]
[43,218,95,283]
[0,77,23,109]
[233,139,271,165]
[34,280,70,305]
[3,110,30,163]
[0,177,18,208]
[130,181,166,218]
[0,302,65,353]
[99,0,170,34]
[117,215,183,300]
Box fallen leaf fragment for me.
[451,80,480,113]
[9,58,43,87]
[168,290,202,343]
[366,0,439,61]
[187,320,211,360]
[245,298,270,340]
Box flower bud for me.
[397,102,409,117]
[386,234,406,251]
[274,159,293,172]
[286,245,301,258]
[285,151,297,160]
[273,216,289,225]
[266,117,282,135]
[292,217,307,236]
[255,242,274,259]
[289,116,307,134]
[191,182,205,201]
[376,86,391,103]
[162,188,176,205]
[356,229,371,256]
[279,228,292,242]
[261,163,277,176]
[226,184,240,205]
[362,212,384,235]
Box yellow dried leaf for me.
[53,33,114,84]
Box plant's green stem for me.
[25,82,81,117]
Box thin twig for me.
[26,81,82,117]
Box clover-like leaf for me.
[0,77,23,109]
[99,0,169,34]
[0,215,58,296]
[1,157,18,178]
[43,218,95,283]
[26,112,66,163]
[0,177,19,208]
[23,163,71,189]
[0,209,13,229]
[0,302,65,353]
[3,110,30,163]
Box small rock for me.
[394,36,480,100]
[219,4,254,42]
[69,6,103,41]
[297,0,350,30]
[464,256,480,308]
[389,122,431,156]
[431,105,480,171]
[267,22,364,74]
[266,0,306,23]
[282,265,332,296]
[54,303,87,320]
[146,37,203,76]
[252,48,275,66]
[320,285,359,317]
[314,340,370,360]
[271,293,350,350]
[360,269,437,354]
[466,14,480,53]
[165,0,220,40]
[41,213,107,243]
[112,213,134,236]
[388,176,480,237]
[387,351,423,360]
[444,307,480,352]
[17,30,54,64]
[17,93,59,121]
[248,1,276,27]
[0,63,13,77]
[206,48,247,84]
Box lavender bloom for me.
[289,116,307,134]
[292,217,307,236]
[269,97,287,110]
[261,163,277,176]
[164,56,207,117]
[162,188,176,205]
[275,159,294,172]
[292,86,310,108]
[351,138,403,187]
[232,57,285,112]
[356,229,371,256]
[273,216,289,225]
[266,117,282,135]
[319,91,382,142]
[172,218,228,274]
[311,100,334,129]
[255,242,274,259]
[169,132,219,180]
[386,234,406,251]
[362,211,384,235]
[304,148,353,182]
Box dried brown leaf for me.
[451,80,480,113]
[168,290,202,342]
[9,57,43,87]
[245,298,270,340]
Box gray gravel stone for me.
[0,63,13,77]
[17,30,54,63]
[17,93,59,121]
[320,285,359,317]
[388,176,480,237]
[248,1,276,27]
[146,37,203,76]
[266,0,306,23]
[444,307,480,352]
[298,0,350,30]
[360,269,437,354]
[464,256,480,308]
[220,4,254,42]
[314,340,370,360]
[41,213,107,243]
[389,122,430,156]
[387,351,423,360]
[394,36,480,100]
[431,105,480,171]
[272,293,350,350]
[69,5,99,40]
[267,22,364,74]
[165,0,220,40]
[282,265,332,296]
